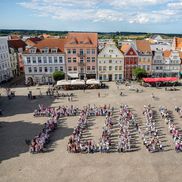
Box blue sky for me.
[1,0,182,33]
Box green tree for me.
[53,71,65,81]
[133,67,147,80]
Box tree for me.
[53,71,65,81]
[133,67,147,80]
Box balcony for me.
[78,62,86,66]
[77,53,86,57]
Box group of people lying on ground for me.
[159,106,182,152]
[27,117,58,153]
[142,105,163,152]
[67,110,113,153]
[98,113,113,153]
[34,104,80,117]
[117,105,134,152]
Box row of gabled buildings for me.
[1,33,182,84]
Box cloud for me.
[18,0,182,24]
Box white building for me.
[0,37,13,83]
[98,42,124,81]
[151,50,165,77]
[23,38,66,85]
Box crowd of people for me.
[117,105,134,152]
[98,113,113,153]
[27,117,58,153]
[34,104,80,117]
[175,106,182,117]
[142,105,163,152]
[160,106,182,152]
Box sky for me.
[1,0,182,33]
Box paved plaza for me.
[0,82,182,182]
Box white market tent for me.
[71,79,85,85]
[56,80,71,86]
[86,79,101,85]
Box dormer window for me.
[29,48,36,53]
[41,48,49,53]
[51,48,57,53]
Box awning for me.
[86,79,101,85]
[143,77,178,83]
[56,80,71,86]
[67,73,78,78]
[71,79,85,85]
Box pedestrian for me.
[98,92,100,98]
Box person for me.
[120,92,123,96]
[98,92,100,98]
[39,90,42,98]
[151,93,155,99]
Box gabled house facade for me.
[121,44,138,80]
[64,32,98,80]
[98,42,124,81]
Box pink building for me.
[64,32,98,79]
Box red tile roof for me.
[136,40,151,53]
[26,37,42,44]
[25,38,66,53]
[120,44,130,53]
[65,32,98,48]
[8,39,27,51]
[163,50,171,58]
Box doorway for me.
[108,74,112,81]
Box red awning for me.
[143,77,178,83]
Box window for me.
[60,66,63,71]
[32,57,36,64]
[49,67,53,72]
[68,57,71,63]
[30,48,36,53]
[109,60,112,63]
[92,66,95,70]
[92,49,95,54]
[119,66,122,70]
[109,66,112,71]
[115,74,117,80]
[38,57,42,63]
[41,48,48,53]
[87,49,90,54]
[73,57,77,62]
[99,66,102,71]
[27,57,31,64]
[87,66,90,70]
[73,66,77,71]
[49,57,52,63]
[103,75,107,80]
[115,66,118,70]
[44,67,48,72]
[54,57,58,63]
[67,49,71,54]
[87,57,90,62]
[59,57,63,63]
[119,74,122,80]
[55,67,58,71]
[34,67,37,72]
[92,57,95,62]
[39,67,42,72]
[80,49,84,55]
[80,58,84,63]
[68,66,72,71]
[147,65,150,71]
[103,66,106,71]
[51,49,57,53]
[28,67,32,73]
[43,57,47,63]
[73,49,76,54]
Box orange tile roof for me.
[65,32,98,48]
[175,37,182,49]
[26,38,66,53]
[120,44,130,53]
[35,38,66,52]
[8,39,27,51]
[136,40,151,53]
[163,50,171,58]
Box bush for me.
[53,71,65,81]
[133,67,147,80]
